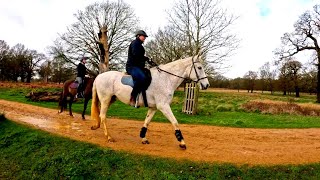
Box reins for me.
[154,56,207,83]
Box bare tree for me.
[50,0,139,74]
[243,71,258,93]
[286,60,302,97]
[259,62,277,94]
[275,4,320,101]
[168,0,239,68]
[38,60,53,83]
[145,26,189,64]
[259,63,268,93]
[0,40,10,80]
[268,69,277,95]
[301,64,317,94]
[278,61,291,96]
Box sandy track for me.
[1,99,320,165]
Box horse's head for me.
[187,55,210,90]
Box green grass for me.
[2,87,320,128]
[1,115,320,179]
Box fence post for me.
[182,82,199,115]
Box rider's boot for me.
[129,96,136,107]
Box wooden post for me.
[182,82,199,115]
[98,26,109,73]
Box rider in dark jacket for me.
[76,57,87,98]
[126,30,155,107]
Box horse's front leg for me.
[58,95,66,114]
[157,104,186,149]
[140,108,157,144]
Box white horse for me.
[90,55,210,149]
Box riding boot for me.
[129,96,136,107]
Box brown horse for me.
[58,77,94,119]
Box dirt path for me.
[1,99,320,165]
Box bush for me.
[242,100,320,116]
[216,104,234,112]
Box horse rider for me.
[76,57,87,98]
[126,30,157,107]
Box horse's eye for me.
[198,67,202,70]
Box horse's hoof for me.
[82,116,85,120]
[142,140,150,144]
[91,126,100,130]
[108,138,115,143]
[179,144,187,150]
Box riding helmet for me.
[135,30,148,37]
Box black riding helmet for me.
[135,30,148,37]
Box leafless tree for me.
[25,50,45,83]
[275,4,320,101]
[243,71,258,93]
[0,40,10,80]
[50,0,139,74]
[168,0,239,69]
[38,60,52,83]
[301,64,317,94]
[286,60,302,97]
[259,62,277,94]
[145,26,189,64]
[259,63,269,93]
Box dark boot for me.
[129,96,136,107]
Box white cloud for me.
[222,0,316,78]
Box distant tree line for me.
[209,59,317,96]
[0,40,45,83]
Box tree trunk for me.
[295,86,300,97]
[317,63,320,103]
[26,71,32,83]
[98,26,109,73]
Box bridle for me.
[155,56,208,83]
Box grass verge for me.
[1,116,320,179]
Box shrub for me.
[241,100,320,116]
[216,104,234,112]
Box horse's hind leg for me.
[100,97,114,142]
[58,94,66,114]
[157,104,186,149]
[140,108,157,144]
[69,95,74,117]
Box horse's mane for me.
[156,55,200,69]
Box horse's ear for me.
[197,50,204,63]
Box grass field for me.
[1,86,320,128]
[1,115,320,179]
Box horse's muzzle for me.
[200,83,209,90]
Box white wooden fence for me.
[182,82,199,115]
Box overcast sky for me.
[0,0,317,78]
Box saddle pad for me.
[121,75,134,87]
[69,82,79,89]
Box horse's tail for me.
[91,80,100,123]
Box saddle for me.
[69,81,79,89]
[121,68,152,107]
